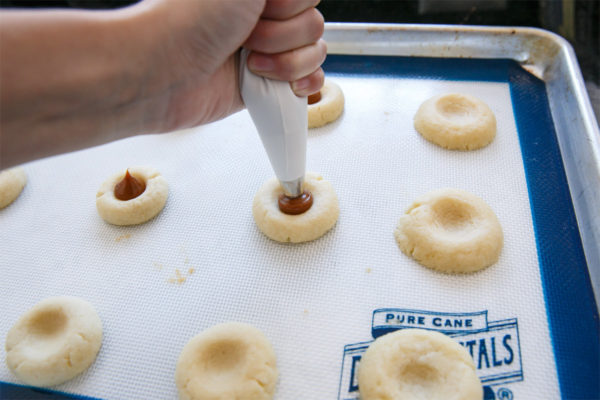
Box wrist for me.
[95,3,167,135]
[0,5,172,167]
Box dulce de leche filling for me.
[308,91,322,105]
[278,191,313,215]
[114,170,146,201]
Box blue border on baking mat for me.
[323,54,599,399]
[0,381,101,400]
[2,55,598,399]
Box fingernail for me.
[248,55,274,72]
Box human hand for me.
[244,0,326,97]
[137,0,325,133]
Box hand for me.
[245,0,326,96]
[139,0,326,132]
[0,0,326,167]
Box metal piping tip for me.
[280,178,304,198]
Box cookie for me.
[175,322,278,400]
[96,166,168,226]
[5,296,103,387]
[395,188,503,273]
[414,93,496,150]
[0,167,27,209]
[253,172,339,243]
[358,329,482,400]
[308,79,344,128]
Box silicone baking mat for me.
[1,55,598,400]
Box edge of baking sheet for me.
[323,22,600,310]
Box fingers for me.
[247,38,327,81]
[244,8,324,54]
[244,0,326,96]
[261,0,321,20]
[290,67,324,97]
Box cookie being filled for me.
[252,172,339,243]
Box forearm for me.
[0,0,327,168]
[0,5,161,168]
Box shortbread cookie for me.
[358,329,482,400]
[175,322,278,400]
[5,296,103,387]
[395,188,503,273]
[253,172,339,243]
[308,79,344,128]
[96,166,168,226]
[414,93,496,150]
[0,167,27,209]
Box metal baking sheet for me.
[1,24,598,400]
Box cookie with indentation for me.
[394,188,503,273]
[5,296,103,386]
[96,166,168,226]
[414,93,496,150]
[0,167,27,209]
[252,172,339,243]
[175,322,278,400]
[358,328,482,400]
[308,79,344,128]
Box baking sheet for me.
[2,71,567,399]
[2,23,599,400]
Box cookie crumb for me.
[168,269,187,284]
[115,233,131,242]
[366,268,372,273]
[188,268,195,275]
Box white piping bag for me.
[239,49,307,197]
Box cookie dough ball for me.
[175,322,278,400]
[0,167,27,209]
[358,329,482,400]
[96,166,168,226]
[414,93,496,150]
[395,188,503,273]
[253,172,339,243]
[308,79,344,128]
[5,296,103,387]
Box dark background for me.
[1,0,598,120]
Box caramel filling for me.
[114,170,146,201]
[278,191,313,215]
[308,91,322,105]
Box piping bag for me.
[239,49,307,198]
